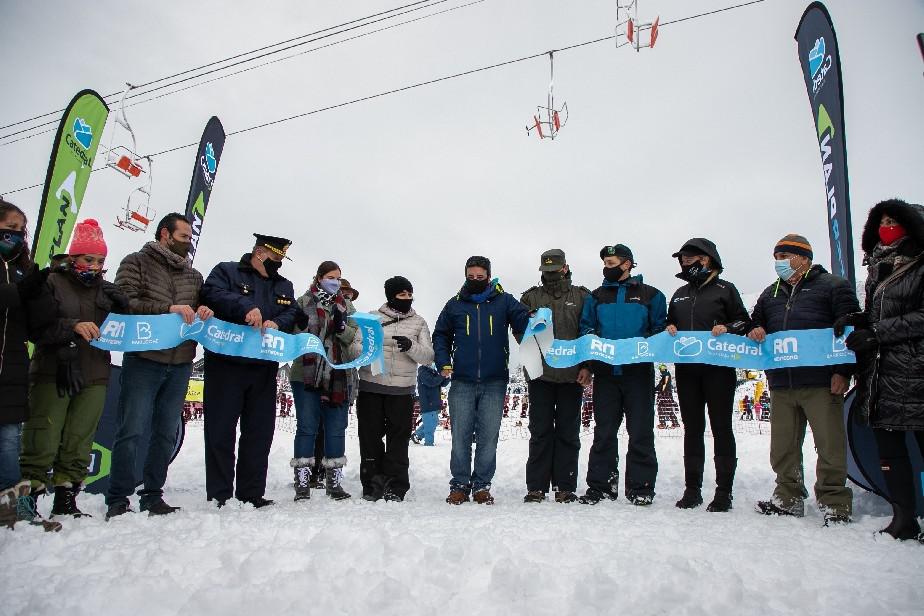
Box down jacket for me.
[30,270,117,386]
[114,241,204,365]
[749,264,859,390]
[854,199,924,430]
[354,304,434,392]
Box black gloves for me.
[16,265,50,301]
[100,282,130,313]
[392,335,412,352]
[833,312,868,337]
[55,341,84,398]
[331,307,346,334]
[845,328,879,355]
[294,309,311,331]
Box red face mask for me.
[878,224,907,246]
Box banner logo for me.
[808,37,826,77]
[100,320,125,339]
[673,337,702,357]
[205,142,217,174]
[72,118,93,149]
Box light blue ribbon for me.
[90,312,384,368]
[521,307,855,372]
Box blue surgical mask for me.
[319,278,341,295]
[775,259,797,281]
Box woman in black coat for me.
[666,238,750,512]
[0,199,52,495]
[838,199,924,542]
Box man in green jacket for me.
[520,249,590,503]
[106,213,213,519]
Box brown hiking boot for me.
[446,489,470,505]
[472,489,494,505]
[14,483,62,532]
[0,484,19,529]
[555,491,578,503]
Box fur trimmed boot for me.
[323,457,351,500]
[291,458,313,502]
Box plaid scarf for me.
[302,283,349,404]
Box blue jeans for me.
[415,410,439,446]
[0,423,21,491]
[106,355,192,507]
[292,385,348,460]
[447,379,506,493]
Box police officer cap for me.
[539,249,566,272]
[253,233,292,260]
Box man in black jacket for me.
[200,234,298,508]
[747,234,859,525]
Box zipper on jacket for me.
[476,304,482,381]
[781,278,801,389]
[489,314,494,336]
[0,259,9,377]
[465,314,470,336]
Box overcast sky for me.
[1,0,922,365]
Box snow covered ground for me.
[2,418,921,616]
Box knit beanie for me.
[384,276,413,299]
[68,219,108,256]
[465,255,491,276]
[774,234,813,259]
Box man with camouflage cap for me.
[520,249,590,503]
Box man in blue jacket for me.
[578,244,667,506]
[433,256,530,505]
[200,234,298,508]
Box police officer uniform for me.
[200,234,298,506]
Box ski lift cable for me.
[0,0,768,196]
[0,0,448,135]
[0,0,485,149]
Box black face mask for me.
[388,297,413,314]
[263,259,282,277]
[0,229,24,258]
[602,266,623,282]
[541,270,565,284]
[464,278,490,295]
[679,261,710,284]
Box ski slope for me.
[2,419,920,616]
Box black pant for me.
[356,391,413,497]
[675,364,737,459]
[586,364,657,497]
[203,354,278,501]
[874,428,924,506]
[526,380,583,492]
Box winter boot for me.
[676,456,705,509]
[292,458,313,502]
[141,497,181,516]
[105,501,134,521]
[879,457,922,541]
[15,484,62,532]
[579,486,619,505]
[523,491,546,503]
[555,491,578,503]
[706,456,737,512]
[310,460,326,489]
[446,489,470,505]
[241,497,275,509]
[0,483,21,529]
[755,497,804,517]
[473,488,494,505]
[51,483,91,518]
[324,461,352,501]
[382,479,404,502]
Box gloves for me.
[100,282,130,313]
[833,312,868,337]
[294,309,311,331]
[55,341,84,398]
[392,335,412,352]
[845,328,879,355]
[15,265,50,301]
[331,307,346,334]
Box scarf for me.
[302,283,349,404]
[865,237,918,300]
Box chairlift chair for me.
[616,0,660,51]
[104,84,148,178]
[525,51,569,140]
[114,156,155,233]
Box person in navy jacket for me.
[577,244,667,506]
[432,256,530,505]
[199,234,298,508]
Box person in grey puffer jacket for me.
[353,276,434,501]
[106,213,213,519]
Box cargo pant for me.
[20,383,107,489]
[769,387,852,515]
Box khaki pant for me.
[769,387,852,515]
[20,383,107,488]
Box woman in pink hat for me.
[19,219,128,519]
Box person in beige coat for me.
[354,276,434,501]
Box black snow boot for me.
[51,483,91,518]
[142,497,181,516]
[293,463,312,502]
[675,456,704,509]
[707,456,737,512]
[325,466,352,501]
[311,460,326,489]
[879,457,922,541]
